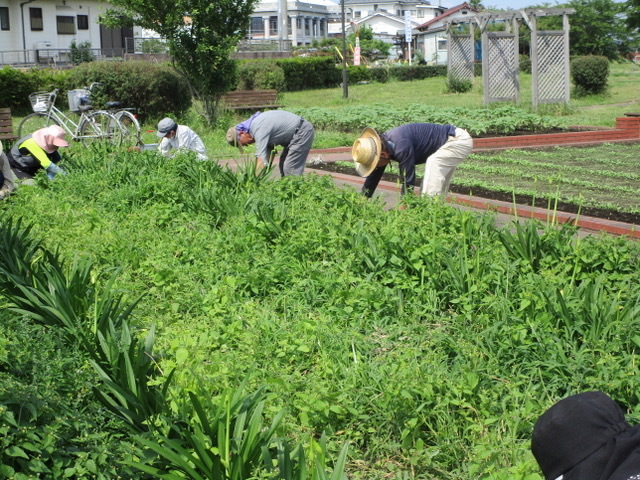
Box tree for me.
[101,0,260,122]
[537,0,634,59]
[627,0,640,31]
[349,26,391,62]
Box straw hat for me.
[352,127,382,177]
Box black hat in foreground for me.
[532,391,640,480]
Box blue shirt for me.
[362,123,456,197]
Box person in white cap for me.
[156,117,208,161]
[0,140,17,199]
[352,123,473,198]
[9,125,69,180]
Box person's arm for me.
[395,142,417,195]
[180,128,208,160]
[361,165,387,198]
[158,137,173,157]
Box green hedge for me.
[64,61,192,121]
[236,60,286,91]
[0,67,69,115]
[388,64,447,81]
[276,57,342,91]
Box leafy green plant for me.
[70,40,94,65]
[446,75,473,93]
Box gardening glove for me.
[46,163,66,180]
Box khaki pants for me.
[421,128,473,196]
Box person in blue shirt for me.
[352,123,473,198]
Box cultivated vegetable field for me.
[2,145,640,479]
[456,143,640,217]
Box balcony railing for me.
[0,47,132,67]
[0,38,291,67]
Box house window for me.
[77,14,89,30]
[30,7,43,31]
[418,10,424,18]
[57,15,76,34]
[250,17,264,35]
[437,39,447,50]
[354,11,361,18]
[269,16,278,36]
[0,7,9,30]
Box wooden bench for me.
[221,89,284,112]
[0,108,18,144]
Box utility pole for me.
[341,0,348,99]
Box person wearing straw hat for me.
[8,125,69,180]
[0,141,17,199]
[226,110,314,177]
[156,117,208,161]
[352,123,473,198]
[531,391,640,480]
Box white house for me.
[415,2,476,65]
[0,0,144,61]
[248,0,338,46]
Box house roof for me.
[352,10,420,27]
[342,0,436,5]
[416,2,474,30]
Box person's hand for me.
[46,163,66,180]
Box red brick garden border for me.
[473,115,640,151]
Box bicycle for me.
[18,88,123,147]
[84,82,142,147]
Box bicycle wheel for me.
[114,110,141,147]
[18,113,60,137]
[78,111,123,147]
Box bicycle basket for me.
[68,89,92,112]
[29,91,53,113]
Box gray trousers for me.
[1,151,16,192]
[279,120,314,176]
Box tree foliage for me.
[101,0,260,122]
[309,26,391,63]
[626,0,640,32]
[537,0,636,59]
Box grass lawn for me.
[281,62,640,130]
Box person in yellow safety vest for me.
[9,125,69,180]
[0,140,17,199]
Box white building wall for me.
[0,0,139,52]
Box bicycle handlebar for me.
[88,82,104,92]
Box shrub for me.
[446,75,473,93]
[520,54,531,74]
[70,40,94,65]
[64,61,192,121]
[347,65,371,84]
[276,56,341,91]
[236,60,286,91]
[571,55,609,96]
